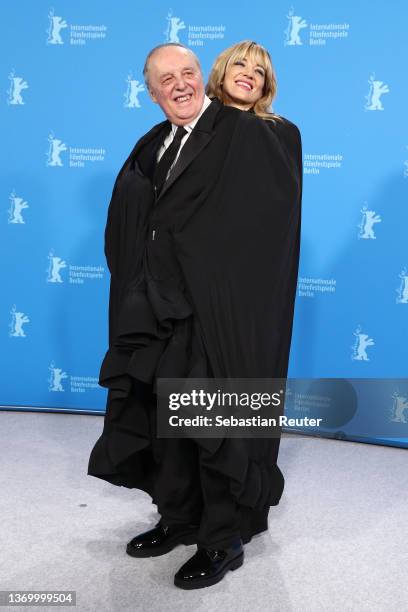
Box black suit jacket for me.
[89,99,303,513]
[113,97,301,209]
[103,98,302,376]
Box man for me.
[88,43,302,590]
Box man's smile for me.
[174,93,193,103]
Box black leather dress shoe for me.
[126,521,198,558]
[174,538,244,589]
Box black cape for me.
[88,98,302,543]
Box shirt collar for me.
[170,94,212,135]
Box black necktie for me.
[154,126,187,194]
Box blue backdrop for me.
[1,1,407,447]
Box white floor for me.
[0,410,407,612]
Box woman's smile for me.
[235,79,253,91]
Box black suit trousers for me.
[149,396,242,549]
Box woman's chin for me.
[222,90,256,109]
[226,98,255,111]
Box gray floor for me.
[0,410,406,612]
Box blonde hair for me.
[206,40,282,122]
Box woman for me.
[206,39,302,195]
[201,37,302,544]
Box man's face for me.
[147,46,205,125]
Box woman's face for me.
[222,55,266,110]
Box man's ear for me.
[148,86,158,104]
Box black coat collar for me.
[122,98,223,200]
[158,97,222,201]
[128,120,170,179]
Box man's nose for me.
[174,76,187,89]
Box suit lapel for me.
[136,124,170,180]
[133,120,169,159]
[157,98,222,201]
[118,120,170,182]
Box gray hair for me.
[143,43,201,88]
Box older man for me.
[88,43,301,590]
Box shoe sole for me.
[126,532,197,558]
[174,552,244,589]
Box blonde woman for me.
[206,40,302,184]
[203,38,303,550]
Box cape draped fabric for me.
[88,98,302,544]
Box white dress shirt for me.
[156,95,212,175]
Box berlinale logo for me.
[284,7,308,46]
[357,203,382,240]
[396,268,408,304]
[7,70,29,105]
[124,73,145,108]
[351,326,375,362]
[48,362,69,392]
[46,8,68,45]
[164,10,186,42]
[8,191,29,224]
[9,305,29,338]
[46,250,67,283]
[390,391,408,423]
[46,133,67,167]
[364,74,390,111]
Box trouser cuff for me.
[196,533,242,550]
